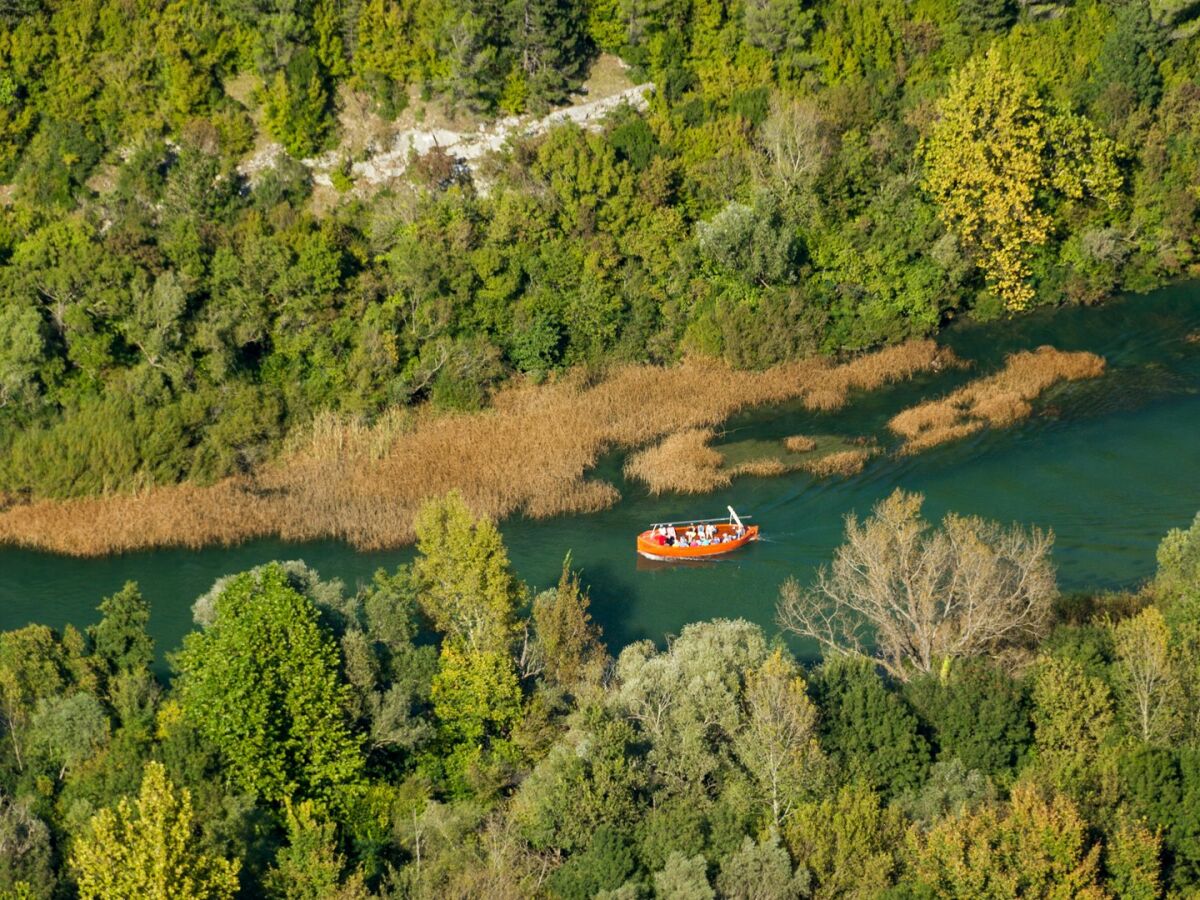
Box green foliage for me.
[1030,655,1116,806]
[548,825,640,899]
[0,796,55,898]
[88,581,154,676]
[810,656,931,801]
[70,760,241,900]
[531,555,607,690]
[904,782,1106,898]
[653,851,714,899]
[411,491,522,654]
[716,830,807,899]
[921,48,1122,310]
[262,49,331,157]
[264,800,370,899]
[784,782,902,898]
[905,662,1031,779]
[1155,512,1200,609]
[175,563,364,802]
[430,643,523,749]
[510,708,645,851]
[613,619,770,795]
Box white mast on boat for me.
[727,506,746,529]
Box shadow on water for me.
[1,281,1199,661]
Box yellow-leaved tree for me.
[921,49,1122,311]
[71,761,240,900]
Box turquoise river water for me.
[1,282,1198,663]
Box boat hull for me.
[636,524,759,560]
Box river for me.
[1,281,1198,662]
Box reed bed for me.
[887,346,1106,453]
[729,458,789,478]
[623,429,731,495]
[0,339,952,556]
[798,448,875,477]
[783,435,817,453]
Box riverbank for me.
[0,341,953,556]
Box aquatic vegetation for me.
[888,347,1106,453]
[784,435,817,453]
[0,341,948,555]
[798,448,876,478]
[624,429,731,496]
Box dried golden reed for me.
[730,458,789,478]
[888,346,1105,453]
[623,429,731,495]
[0,339,951,556]
[783,435,817,453]
[799,449,875,478]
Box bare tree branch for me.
[776,490,1057,680]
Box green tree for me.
[809,655,930,801]
[1031,655,1116,805]
[732,648,826,824]
[784,782,901,899]
[0,625,69,771]
[510,709,645,852]
[71,760,241,900]
[1154,512,1200,608]
[905,661,1032,779]
[613,619,769,795]
[1112,606,1184,745]
[905,783,1106,898]
[411,492,523,655]
[547,825,639,899]
[1105,812,1164,900]
[430,642,523,748]
[653,851,714,899]
[0,796,55,899]
[530,555,607,690]
[509,0,590,110]
[716,830,806,899]
[1093,0,1165,107]
[0,300,45,411]
[175,564,363,802]
[264,800,370,900]
[921,49,1121,310]
[88,581,153,676]
[262,49,331,157]
[29,692,109,780]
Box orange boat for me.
[637,507,759,560]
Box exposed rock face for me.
[240,83,654,189]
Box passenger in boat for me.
[666,525,677,544]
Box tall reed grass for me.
[783,435,816,453]
[887,346,1105,453]
[798,448,874,477]
[0,339,951,555]
[623,429,731,495]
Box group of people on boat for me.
[648,521,745,548]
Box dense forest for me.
[0,491,1196,898]
[0,0,1198,502]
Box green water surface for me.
[1,282,1198,662]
